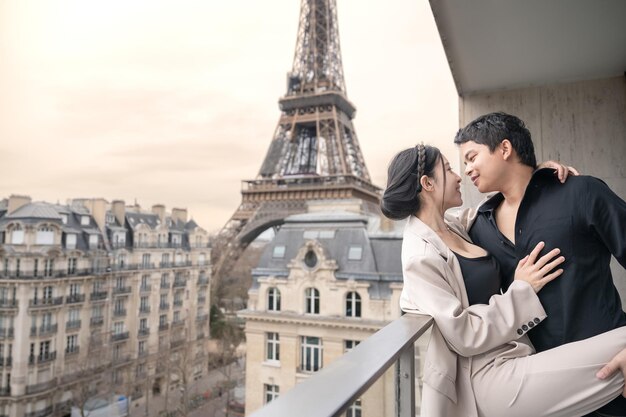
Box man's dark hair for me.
[454,112,537,168]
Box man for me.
[455,112,626,416]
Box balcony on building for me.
[197,276,209,286]
[29,296,63,308]
[111,331,130,342]
[140,284,152,293]
[160,280,170,289]
[139,305,151,314]
[172,279,186,288]
[90,316,104,327]
[158,323,169,332]
[171,319,184,328]
[159,302,170,311]
[113,285,132,295]
[32,324,58,336]
[0,299,18,310]
[173,299,183,307]
[66,320,81,331]
[65,346,80,356]
[66,293,86,304]
[113,308,127,317]
[29,351,57,365]
[138,328,150,337]
[0,386,10,397]
[195,314,208,323]
[90,291,108,301]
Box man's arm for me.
[585,177,626,267]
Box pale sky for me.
[0,0,458,233]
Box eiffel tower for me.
[212,0,381,295]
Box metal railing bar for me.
[248,314,432,417]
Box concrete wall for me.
[457,75,626,301]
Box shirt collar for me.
[476,168,557,214]
[405,215,451,261]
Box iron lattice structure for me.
[212,0,381,298]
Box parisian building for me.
[239,200,428,416]
[0,194,211,417]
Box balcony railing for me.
[113,286,132,295]
[29,297,63,308]
[138,328,150,337]
[172,279,186,288]
[29,351,57,365]
[0,299,17,309]
[197,277,209,286]
[0,386,9,397]
[158,323,169,332]
[25,379,57,395]
[38,324,58,336]
[113,308,127,317]
[90,291,108,301]
[65,346,80,356]
[173,299,183,307]
[171,319,184,328]
[159,303,170,311]
[90,316,104,327]
[66,294,86,304]
[248,314,432,417]
[139,306,151,314]
[160,281,170,289]
[140,285,152,293]
[111,331,130,342]
[66,320,81,330]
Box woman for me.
[381,144,626,417]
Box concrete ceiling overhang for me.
[429,0,626,95]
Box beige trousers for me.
[472,327,626,417]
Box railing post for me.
[396,343,415,417]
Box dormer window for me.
[348,246,362,261]
[61,214,68,224]
[88,234,98,248]
[36,226,54,245]
[66,234,77,249]
[80,216,90,226]
[272,246,286,259]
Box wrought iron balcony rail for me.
[139,306,151,314]
[138,328,150,337]
[0,299,17,308]
[29,351,57,365]
[66,294,86,304]
[113,286,132,295]
[197,276,209,286]
[66,320,81,330]
[172,279,186,288]
[65,346,79,355]
[140,284,152,292]
[111,331,130,342]
[29,297,63,308]
[159,323,169,331]
[90,316,104,326]
[248,314,432,417]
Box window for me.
[266,332,280,362]
[304,250,317,268]
[198,253,206,266]
[346,398,362,417]
[66,335,78,353]
[140,296,149,311]
[44,259,54,277]
[67,258,77,275]
[92,305,103,319]
[33,259,38,277]
[42,286,53,301]
[15,260,20,277]
[66,234,77,249]
[41,312,52,328]
[68,308,80,323]
[88,234,98,247]
[305,288,320,314]
[161,253,169,265]
[11,226,24,245]
[300,336,322,372]
[142,254,151,267]
[113,322,124,335]
[69,283,80,297]
[80,216,90,226]
[36,226,54,245]
[159,315,167,326]
[114,298,125,313]
[116,276,126,290]
[139,318,148,331]
[272,246,285,258]
[141,275,149,289]
[173,311,180,322]
[267,287,281,311]
[61,214,68,224]
[345,340,360,352]
[39,340,51,357]
[138,341,146,355]
[264,384,279,404]
[346,292,361,318]
[348,246,363,261]
[175,254,182,265]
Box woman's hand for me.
[597,348,626,397]
[514,242,565,293]
[538,160,580,183]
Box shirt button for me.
[534,318,540,324]
[522,324,529,331]
[517,329,523,335]
[518,228,522,234]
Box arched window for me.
[346,292,361,318]
[305,288,320,314]
[267,287,281,311]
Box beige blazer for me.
[400,215,547,417]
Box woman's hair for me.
[381,144,443,220]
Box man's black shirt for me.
[469,169,626,353]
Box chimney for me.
[8,195,31,214]
[88,198,108,232]
[152,204,166,222]
[171,208,188,223]
[112,200,126,226]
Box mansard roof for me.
[254,210,403,283]
[3,202,63,221]
[126,212,161,230]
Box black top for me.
[469,169,626,353]
[452,251,502,305]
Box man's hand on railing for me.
[596,347,626,396]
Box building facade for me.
[0,195,211,417]
[240,202,428,416]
